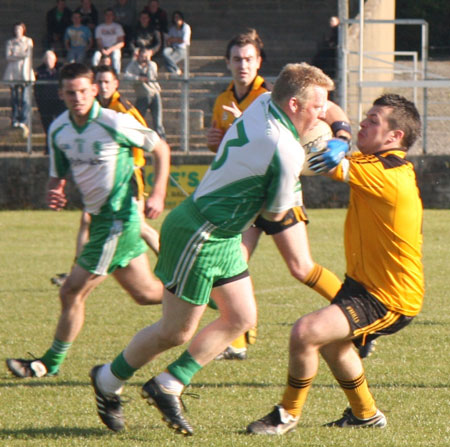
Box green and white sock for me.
[40,339,72,375]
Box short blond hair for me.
[272,63,334,107]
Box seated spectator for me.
[163,10,191,75]
[34,50,66,152]
[144,0,168,36]
[75,0,99,34]
[3,22,35,138]
[124,47,165,139]
[65,11,92,63]
[113,0,136,54]
[92,8,125,74]
[130,10,161,59]
[45,0,72,56]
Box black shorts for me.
[253,206,309,235]
[332,276,414,346]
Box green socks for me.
[167,350,202,386]
[111,352,139,381]
[41,339,72,375]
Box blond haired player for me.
[89,62,349,436]
[248,94,424,434]
[207,29,354,360]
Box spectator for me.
[312,16,340,80]
[144,0,168,36]
[75,0,99,33]
[34,50,66,152]
[92,8,125,74]
[3,22,34,138]
[65,11,92,63]
[45,0,72,56]
[130,10,162,59]
[163,10,191,75]
[112,0,136,54]
[124,47,165,139]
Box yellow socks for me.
[280,375,314,418]
[303,263,342,302]
[336,372,377,419]
[230,334,247,350]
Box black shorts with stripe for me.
[332,276,413,346]
[253,206,309,235]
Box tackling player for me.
[247,94,424,434]
[88,62,348,436]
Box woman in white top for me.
[3,22,35,136]
[162,10,191,75]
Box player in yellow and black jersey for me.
[206,29,353,361]
[248,93,424,434]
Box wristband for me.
[331,120,352,137]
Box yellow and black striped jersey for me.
[332,149,424,316]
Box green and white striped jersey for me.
[193,93,304,234]
[48,101,160,218]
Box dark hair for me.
[104,7,115,15]
[13,22,26,35]
[59,62,94,87]
[225,28,265,61]
[373,93,421,149]
[94,64,119,80]
[172,10,184,24]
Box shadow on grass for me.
[0,426,111,439]
[0,379,88,388]
[2,378,448,391]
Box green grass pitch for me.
[0,209,448,446]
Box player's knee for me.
[131,283,164,305]
[159,326,195,348]
[223,311,256,334]
[290,316,319,348]
[58,286,83,311]
[288,260,315,283]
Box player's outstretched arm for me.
[47,177,67,211]
[324,101,352,142]
[307,139,349,174]
[145,139,170,219]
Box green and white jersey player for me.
[89,63,348,436]
[5,63,170,380]
[155,92,305,301]
[49,100,156,220]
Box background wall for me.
[1,154,449,210]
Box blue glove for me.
[308,138,349,173]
